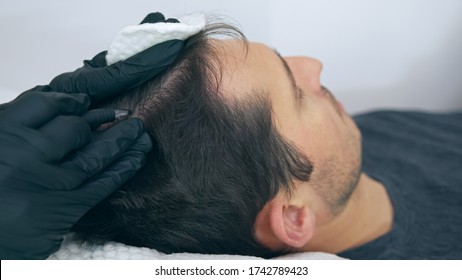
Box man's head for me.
[73,21,362,257]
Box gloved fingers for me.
[83,51,108,68]
[82,108,132,128]
[60,118,150,188]
[164,18,180,23]
[72,132,152,204]
[1,92,90,128]
[21,85,53,94]
[49,40,183,104]
[4,86,53,114]
[107,39,184,88]
[140,12,165,24]
[82,108,117,128]
[140,12,181,24]
[11,86,53,103]
[99,39,184,99]
[38,115,92,161]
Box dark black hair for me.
[73,21,313,258]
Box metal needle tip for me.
[114,109,132,121]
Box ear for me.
[255,194,316,249]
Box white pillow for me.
[49,234,344,260]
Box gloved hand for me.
[0,91,152,259]
[47,12,184,105]
[0,12,185,259]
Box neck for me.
[302,173,394,254]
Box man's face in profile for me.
[214,39,362,225]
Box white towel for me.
[49,234,344,260]
[106,13,206,65]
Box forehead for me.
[212,40,291,99]
[211,39,297,130]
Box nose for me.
[283,56,323,92]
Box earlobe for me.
[279,205,315,247]
[270,195,315,248]
[255,195,316,250]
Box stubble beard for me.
[313,126,362,217]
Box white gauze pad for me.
[106,13,206,66]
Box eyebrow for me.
[272,48,299,102]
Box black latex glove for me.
[0,91,152,259]
[0,12,184,259]
[47,12,184,105]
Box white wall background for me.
[1,0,461,113]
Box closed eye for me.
[272,48,299,102]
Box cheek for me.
[277,94,355,163]
[286,116,332,161]
[295,108,347,160]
